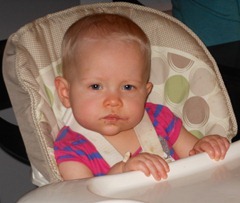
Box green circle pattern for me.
[165,75,189,104]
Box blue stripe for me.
[72,139,86,145]
[88,152,102,160]
[153,119,158,127]
[54,146,59,150]
[56,127,69,141]
[74,150,102,161]
[58,154,75,160]
[62,147,102,161]
[63,146,74,151]
[96,173,105,176]
[166,118,176,134]
[154,105,163,118]
[170,148,174,156]
[75,149,85,156]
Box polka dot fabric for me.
[149,46,233,139]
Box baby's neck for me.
[103,129,140,156]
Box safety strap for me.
[134,111,167,158]
[63,109,170,167]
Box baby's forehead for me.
[73,36,150,78]
[75,37,143,57]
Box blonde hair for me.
[62,13,151,81]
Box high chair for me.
[2,2,237,187]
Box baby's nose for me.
[103,93,123,107]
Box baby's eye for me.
[90,84,102,90]
[123,84,135,91]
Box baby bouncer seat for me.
[2,2,237,187]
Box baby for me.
[54,13,230,181]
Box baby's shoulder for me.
[145,102,173,118]
[55,126,87,144]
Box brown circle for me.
[183,96,210,127]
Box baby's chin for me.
[99,129,124,137]
[97,126,134,137]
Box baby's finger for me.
[156,158,170,179]
[205,138,227,160]
[143,159,165,180]
[216,138,230,160]
[145,160,162,180]
[207,137,229,160]
[144,155,169,180]
[195,141,215,159]
[210,139,222,160]
[189,149,197,156]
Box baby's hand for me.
[122,152,169,181]
[189,135,230,160]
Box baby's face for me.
[68,39,152,136]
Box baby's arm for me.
[108,152,169,181]
[58,161,94,180]
[173,126,230,160]
[58,154,169,181]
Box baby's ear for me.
[146,82,153,95]
[55,76,71,108]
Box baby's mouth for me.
[103,114,121,121]
[102,114,127,122]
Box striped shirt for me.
[54,102,182,176]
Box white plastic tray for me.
[18,140,240,203]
